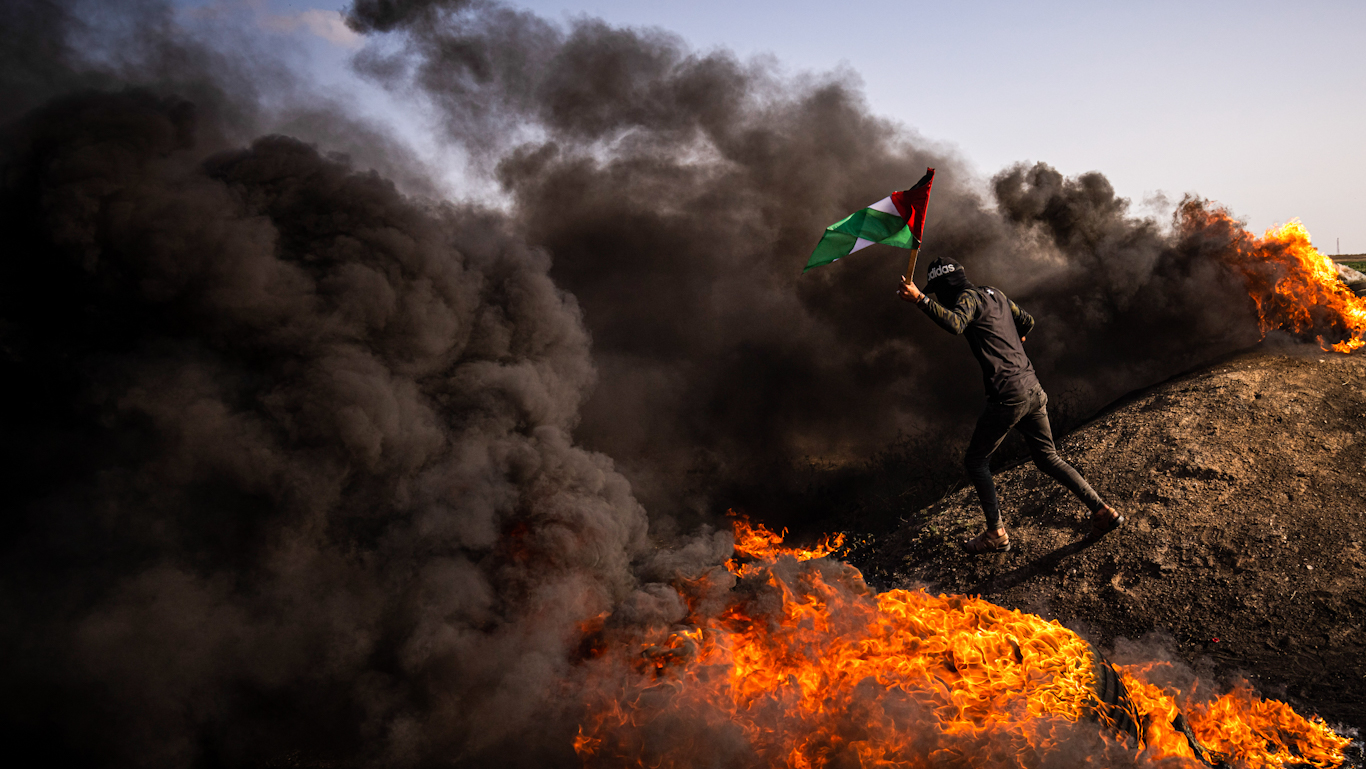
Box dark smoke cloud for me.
[0,4,670,764]
[345,0,1261,526]
[984,165,1260,423]
[0,0,1273,766]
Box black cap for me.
[925,256,971,301]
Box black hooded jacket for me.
[916,286,1039,402]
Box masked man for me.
[898,256,1123,553]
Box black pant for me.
[965,383,1104,529]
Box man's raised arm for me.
[898,280,981,335]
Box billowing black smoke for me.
[1,0,1266,766]
[0,4,674,763]
[0,85,664,764]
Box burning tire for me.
[1087,647,1232,768]
[1089,646,1144,744]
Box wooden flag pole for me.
[903,247,920,286]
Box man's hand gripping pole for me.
[897,248,924,303]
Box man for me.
[898,256,1122,553]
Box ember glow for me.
[574,520,1349,768]
[1182,202,1366,353]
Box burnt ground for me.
[837,343,1366,732]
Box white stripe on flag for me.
[850,237,875,253]
[866,196,899,216]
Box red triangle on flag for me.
[890,168,935,243]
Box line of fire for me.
[570,211,1363,769]
[573,519,1350,769]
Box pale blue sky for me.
[178,0,1366,253]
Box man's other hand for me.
[898,278,924,303]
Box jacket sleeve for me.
[915,290,981,335]
[1009,299,1035,338]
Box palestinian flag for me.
[803,168,935,272]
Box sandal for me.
[961,529,1011,554]
[1088,505,1125,539]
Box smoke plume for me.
[0,0,1270,766]
[0,3,661,764]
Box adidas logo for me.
[927,263,958,281]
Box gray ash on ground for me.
[838,344,1366,729]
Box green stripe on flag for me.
[803,207,918,272]
[805,231,858,271]
[832,207,912,245]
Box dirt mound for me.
[849,344,1366,727]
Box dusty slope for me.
[847,344,1366,726]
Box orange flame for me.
[575,519,1349,768]
[1183,202,1366,352]
[1191,687,1351,769]
[730,513,845,565]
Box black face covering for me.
[925,257,973,304]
